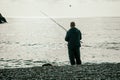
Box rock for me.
[42,63,53,67]
[0,13,7,24]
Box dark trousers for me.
[68,47,81,65]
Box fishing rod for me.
[40,10,67,32]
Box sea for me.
[0,17,120,68]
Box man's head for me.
[70,22,75,28]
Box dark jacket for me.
[65,27,82,49]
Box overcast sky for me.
[0,0,120,18]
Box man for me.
[0,13,7,23]
[65,22,82,65]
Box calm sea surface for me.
[0,17,120,68]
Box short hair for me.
[70,22,75,27]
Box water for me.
[0,17,120,68]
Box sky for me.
[0,0,120,18]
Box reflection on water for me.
[0,17,120,68]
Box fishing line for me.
[40,10,67,32]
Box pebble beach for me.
[0,63,120,80]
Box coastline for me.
[0,63,120,80]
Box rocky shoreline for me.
[0,63,120,80]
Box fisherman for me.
[65,22,82,65]
[0,13,7,23]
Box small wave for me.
[82,45,92,48]
[94,42,120,50]
[106,47,120,50]
[0,58,69,69]
[0,41,20,45]
[21,42,66,50]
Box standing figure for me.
[65,22,82,65]
[0,13,7,23]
